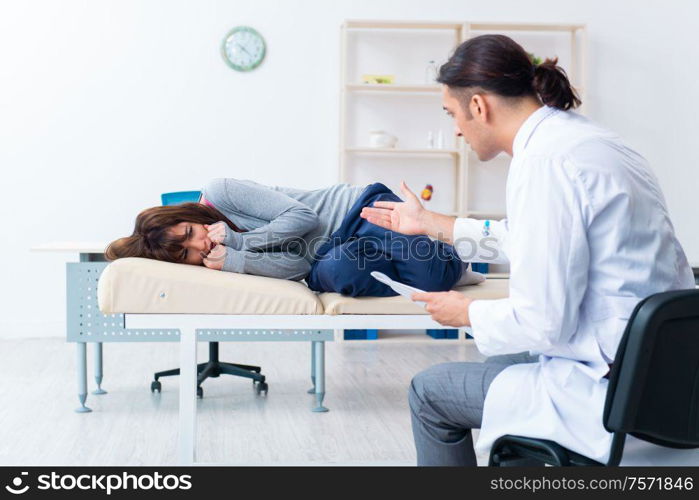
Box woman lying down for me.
[106,179,479,297]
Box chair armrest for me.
[489,435,604,466]
[489,435,572,466]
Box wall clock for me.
[221,26,266,72]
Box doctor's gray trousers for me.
[409,352,539,466]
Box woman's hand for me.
[360,181,427,235]
[411,291,474,327]
[203,244,227,270]
[204,221,227,244]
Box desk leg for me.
[75,343,92,413]
[178,327,197,465]
[311,341,328,413]
[307,342,316,394]
[92,342,107,395]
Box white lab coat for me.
[453,106,695,463]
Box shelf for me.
[345,20,464,31]
[340,19,585,237]
[345,83,442,94]
[467,22,584,33]
[485,272,510,279]
[346,147,460,157]
[344,20,583,33]
[464,210,506,219]
[429,210,505,218]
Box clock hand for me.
[236,43,252,57]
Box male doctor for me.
[361,34,694,466]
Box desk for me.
[34,241,476,464]
[32,242,336,464]
[32,242,110,412]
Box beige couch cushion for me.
[320,277,509,315]
[98,257,324,315]
[98,257,510,316]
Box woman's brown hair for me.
[105,203,240,263]
[437,34,581,111]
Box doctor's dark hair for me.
[437,34,581,111]
[105,203,241,263]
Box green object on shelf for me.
[528,52,543,66]
[361,74,395,84]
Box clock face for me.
[222,26,266,72]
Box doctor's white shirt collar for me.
[511,105,559,157]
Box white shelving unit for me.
[345,83,442,93]
[339,20,586,220]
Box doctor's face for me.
[442,86,501,161]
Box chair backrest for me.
[161,191,202,207]
[604,289,699,449]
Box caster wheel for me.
[150,380,162,393]
[255,382,268,395]
[196,386,203,399]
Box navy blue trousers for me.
[307,183,466,297]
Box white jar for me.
[368,130,398,148]
[425,60,438,84]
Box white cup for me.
[368,130,398,148]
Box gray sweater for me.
[200,179,365,280]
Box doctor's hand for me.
[360,181,427,235]
[412,291,474,327]
[204,221,228,245]
[202,243,227,271]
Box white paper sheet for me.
[370,271,427,308]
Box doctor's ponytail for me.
[533,58,581,110]
[437,34,581,111]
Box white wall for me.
[1,0,697,338]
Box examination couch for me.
[91,256,509,463]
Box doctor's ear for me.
[470,94,489,122]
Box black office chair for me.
[149,191,267,398]
[489,289,699,466]
[151,342,267,399]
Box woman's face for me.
[168,222,214,265]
